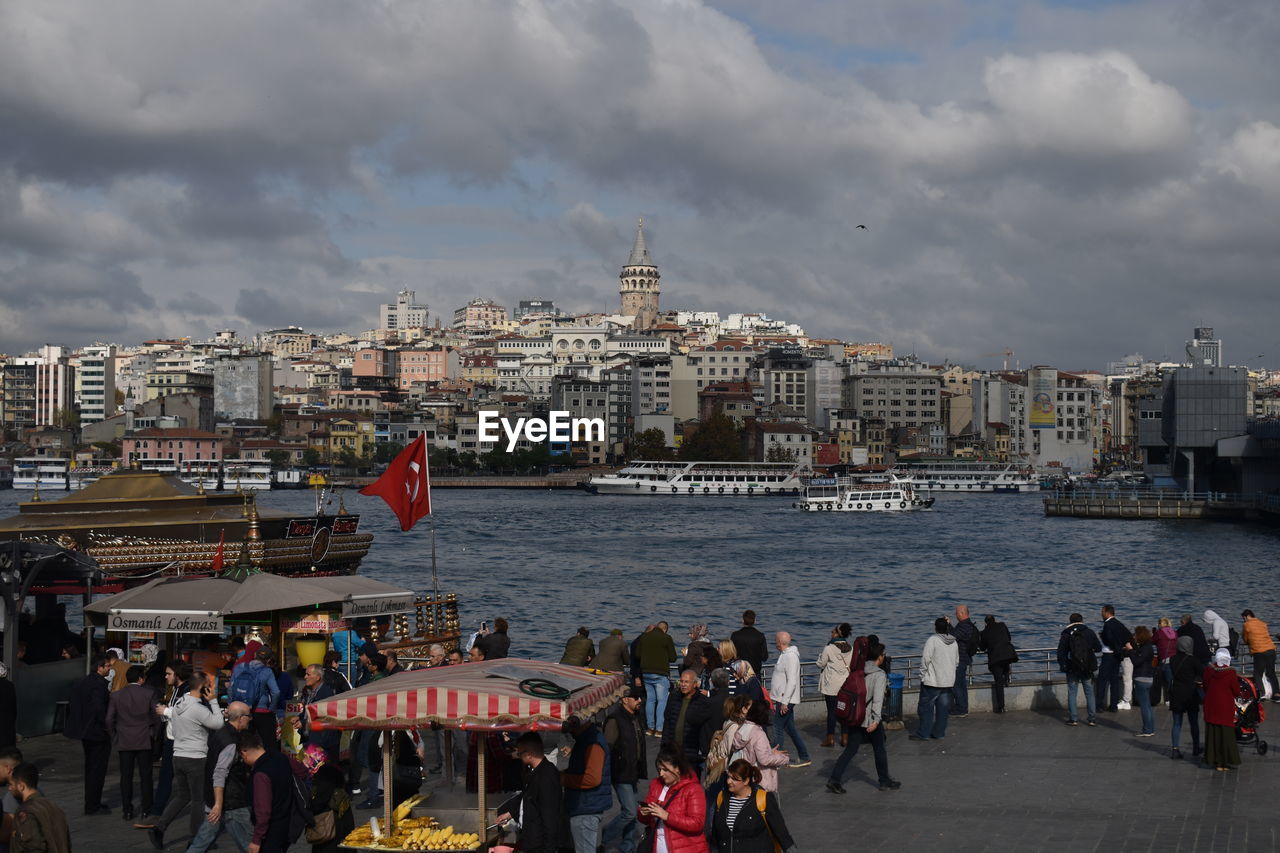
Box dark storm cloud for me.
[0,0,1277,365]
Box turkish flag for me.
[211,529,225,573]
[359,434,432,531]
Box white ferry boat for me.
[179,460,223,491]
[222,463,273,491]
[589,461,804,496]
[892,460,1040,493]
[796,474,934,513]
[12,457,70,490]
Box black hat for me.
[621,684,647,701]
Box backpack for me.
[703,722,741,789]
[716,788,782,853]
[833,636,871,727]
[1068,628,1096,675]
[229,664,263,709]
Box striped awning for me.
[308,659,626,731]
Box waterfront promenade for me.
[23,706,1276,852]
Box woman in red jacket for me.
[637,746,708,853]
[1202,649,1243,771]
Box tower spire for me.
[628,217,652,266]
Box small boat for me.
[272,468,307,489]
[795,474,934,513]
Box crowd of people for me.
[11,602,1277,853]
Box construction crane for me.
[980,349,1017,371]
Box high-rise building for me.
[380,289,430,331]
[515,300,560,319]
[1185,327,1223,367]
[619,219,660,330]
[3,346,76,430]
[77,343,117,425]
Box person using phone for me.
[148,673,227,849]
[636,747,708,852]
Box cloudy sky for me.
[1,0,1277,370]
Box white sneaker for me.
[1117,701,1132,710]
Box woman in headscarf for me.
[1168,636,1202,760]
[727,660,770,730]
[817,623,854,747]
[300,743,354,853]
[1202,649,1243,771]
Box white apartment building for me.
[76,344,117,425]
[380,289,430,331]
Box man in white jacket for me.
[149,674,225,849]
[910,618,959,741]
[770,632,811,767]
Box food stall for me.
[308,659,625,850]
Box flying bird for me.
[855,224,868,230]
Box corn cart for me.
[309,658,625,851]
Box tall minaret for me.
[619,218,660,330]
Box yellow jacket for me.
[1242,617,1276,653]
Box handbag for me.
[304,809,336,844]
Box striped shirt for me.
[725,795,749,829]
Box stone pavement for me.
[16,706,1278,852]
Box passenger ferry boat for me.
[12,457,70,490]
[796,474,934,513]
[178,460,223,491]
[221,463,273,491]
[891,460,1040,493]
[588,461,804,496]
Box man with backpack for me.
[1057,613,1102,726]
[230,649,281,753]
[827,642,900,794]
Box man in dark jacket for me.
[239,730,295,853]
[561,716,612,853]
[602,686,647,853]
[1096,604,1133,713]
[475,617,511,659]
[730,610,769,678]
[661,670,712,774]
[1177,614,1213,666]
[105,664,159,821]
[9,763,71,853]
[1057,614,1102,726]
[949,606,980,716]
[64,654,113,815]
[496,733,567,853]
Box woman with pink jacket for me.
[725,695,789,792]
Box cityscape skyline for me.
[1,1,1277,368]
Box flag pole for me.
[430,515,440,603]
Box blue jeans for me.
[602,781,641,853]
[642,674,669,730]
[1096,653,1121,710]
[951,661,970,714]
[1134,680,1155,734]
[1067,675,1096,723]
[568,812,603,853]
[184,806,252,853]
[915,685,950,738]
[829,725,890,785]
[771,703,809,761]
[1171,707,1201,751]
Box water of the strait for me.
[3,485,1277,659]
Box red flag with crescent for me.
[210,529,225,573]
[359,434,432,531]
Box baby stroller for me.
[1235,676,1269,755]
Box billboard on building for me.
[1029,369,1057,430]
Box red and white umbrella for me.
[309,658,625,731]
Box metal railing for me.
[1046,485,1252,504]
[398,647,1261,700]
